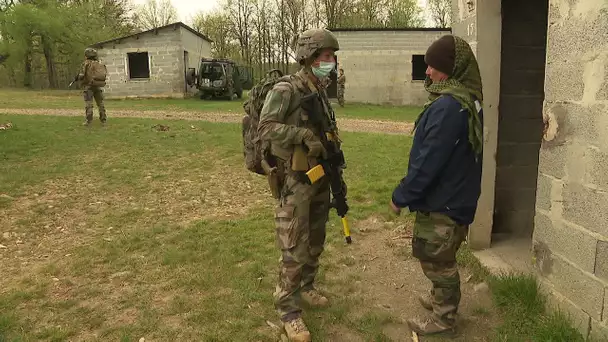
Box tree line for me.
[191,0,451,78]
[0,0,450,89]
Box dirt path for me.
[0,108,414,135]
[323,217,500,341]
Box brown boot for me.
[407,316,455,336]
[418,294,433,311]
[301,289,328,307]
[283,317,311,342]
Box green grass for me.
[5,111,584,341]
[0,88,422,122]
[457,246,587,342]
[0,113,412,341]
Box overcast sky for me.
[131,0,433,27]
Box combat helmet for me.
[295,28,339,64]
[84,47,98,59]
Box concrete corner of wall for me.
[539,278,592,338]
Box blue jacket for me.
[392,95,483,225]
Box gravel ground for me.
[0,108,414,135]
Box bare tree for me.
[322,0,352,28]
[133,0,177,30]
[385,0,423,28]
[427,0,451,28]
[225,0,254,65]
[192,11,238,59]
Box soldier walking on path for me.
[77,48,108,126]
[337,67,345,107]
[257,28,345,342]
[389,35,484,336]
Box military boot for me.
[301,289,328,307]
[407,316,456,336]
[283,317,311,342]
[418,294,433,311]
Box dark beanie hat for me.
[424,35,456,76]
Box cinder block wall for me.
[96,29,185,99]
[181,27,212,95]
[332,29,450,106]
[533,0,608,339]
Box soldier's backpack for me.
[242,73,292,175]
[85,60,107,87]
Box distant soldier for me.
[77,48,107,126]
[337,68,345,107]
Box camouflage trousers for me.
[412,212,468,325]
[337,86,345,107]
[273,169,330,321]
[84,86,106,123]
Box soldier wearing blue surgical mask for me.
[257,28,344,342]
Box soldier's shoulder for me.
[270,76,298,93]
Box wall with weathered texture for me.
[451,0,502,249]
[181,27,212,95]
[332,29,450,106]
[533,0,608,339]
[96,28,185,99]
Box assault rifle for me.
[68,74,79,87]
[300,92,352,244]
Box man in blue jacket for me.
[390,35,484,335]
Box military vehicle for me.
[192,58,253,100]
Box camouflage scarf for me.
[415,36,484,156]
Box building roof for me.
[91,22,213,48]
[329,27,451,32]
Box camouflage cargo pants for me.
[412,212,468,325]
[273,169,330,321]
[84,86,106,123]
[337,86,345,107]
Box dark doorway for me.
[492,0,549,239]
[184,51,189,92]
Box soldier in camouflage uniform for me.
[337,68,345,107]
[257,28,342,342]
[77,48,107,126]
[390,35,484,336]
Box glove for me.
[304,139,327,159]
[299,129,327,159]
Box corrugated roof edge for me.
[90,21,213,48]
[328,27,451,32]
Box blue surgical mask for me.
[312,61,335,78]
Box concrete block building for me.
[90,22,212,99]
[330,28,451,106]
[452,0,608,339]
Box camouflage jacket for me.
[338,74,345,86]
[77,59,95,86]
[258,69,338,161]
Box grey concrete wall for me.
[96,28,185,98]
[332,30,450,106]
[180,27,212,95]
[533,0,608,339]
[493,0,548,238]
[451,0,502,249]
